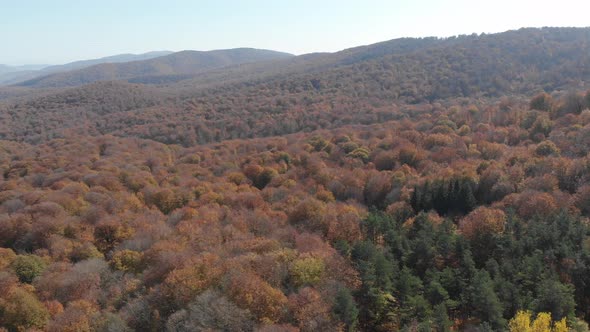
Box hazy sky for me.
[2,0,588,65]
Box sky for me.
[1,0,589,65]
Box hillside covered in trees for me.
[1,27,590,331]
[14,49,294,89]
[1,28,589,146]
[0,52,174,86]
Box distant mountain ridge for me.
[15,48,294,88]
[0,64,49,74]
[0,65,50,85]
[40,51,174,73]
[0,51,173,85]
[1,27,590,146]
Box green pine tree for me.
[334,287,359,332]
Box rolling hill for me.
[3,27,590,332]
[16,48,294,88]
[0,51,172,86]
[0,65,49,86]
[0,64,48,74]
[40,51,174,73]
[1,27,589,146]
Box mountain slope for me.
[16,48,294,88]
[3,27,590,332]
[40,51,173,73]
[157,27,589,104]
[2,27,590,146]
[0,64,48,74]
[0,65,49,86]
[0,52,172,85]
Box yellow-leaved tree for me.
[508,310,568,332]
[509,310,532,332]
[532,312,551,332]
[553,318,568,332]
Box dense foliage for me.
[0,88,589,330]
[1,28,589,147]
[15,49,294,89]
[1,27,590,331]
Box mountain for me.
[15,48,294,88]
[0,64,48,74]
[0,70,39,86]
[139,27,589,103]
[2,27,590,146]
[4,27,590,332]
[40,51,174,73]
[0,51,172,85]
[0,65,49,86]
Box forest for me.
[0,27,590,331]
[1,28,589,146]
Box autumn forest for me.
[1,27,590,331]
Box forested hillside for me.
[15,49,293,88]
[1,28,589,147]
[0,52,173,86]
[1,27,590,331]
